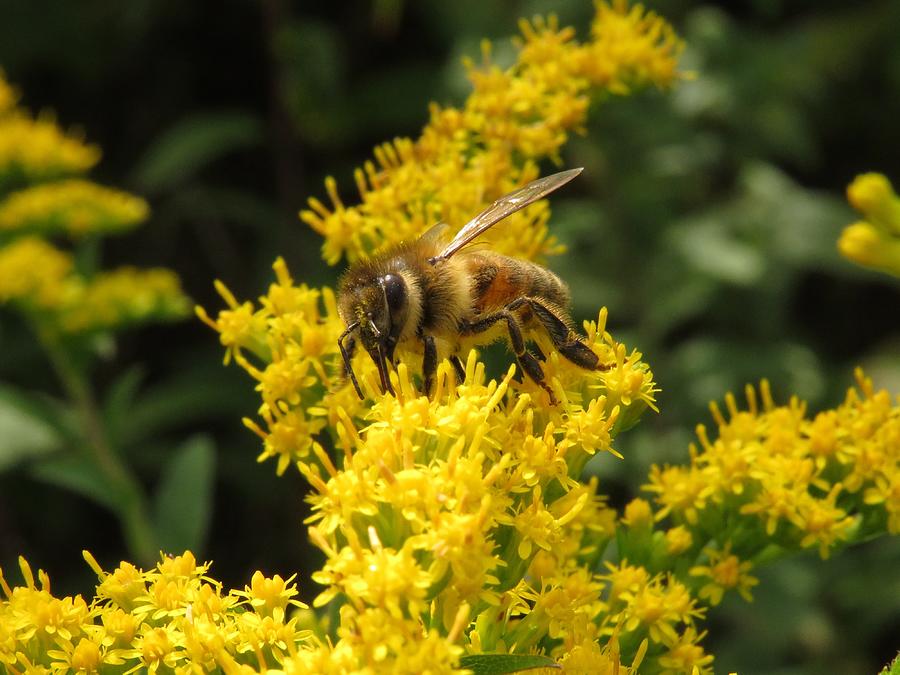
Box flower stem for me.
[36,324,158,564]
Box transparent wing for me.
[429,167,583,264]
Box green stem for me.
[37,325,158,564]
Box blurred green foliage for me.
[0,1,898,673]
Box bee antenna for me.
[338,322,364,399]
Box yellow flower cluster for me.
[0,71,189,335]
[646,369,900,560]
[0,179,149,237]
[194,2,679,670]
[60,267,192,333]
[0,552,312,673]
[300,0,683,265]
[838,172,900,277]
[0,113,99,186]
[0,236,189,334]
[0,70,99,184]
[199,256,656,475]
[0,236,73,308]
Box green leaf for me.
[672,219,765,285]
[103,366,146,446]
[132,112,263,192]
[153,435,216,554]
[0,385,69,471]
[118,364,249,448]
[30,454,120,510]
[458,654,559,675]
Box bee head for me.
[337,271,409,398]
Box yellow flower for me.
[196,280,270,365]
[532,567,606,640]
[664,526,693,556]
[299,2,683,265]
[0,558,94,670]
[191,2,680,670]
[0,551,323,672]
[839,172,900,277]
[0,112,100,183]
[340,605,464,674]
[556,626,644,675]
[311,529,433,619]
[622,498,654,528]
[230,570,307,617]
[0,236,74,309]
[656,626,714,675]
[126,625,182,673]
[587,0,684,93]
[647,372,899,559]
[55,266,190,334]
[603,563,705,646]
[689,545,759,605]
[0,179,148,237]
[83,552,147,612]
[838,221,900,277]
[644,464,709,524]
[792,485,858,558]
[864,471,900,534]
[46,635,123,673]
[846,172,900,236]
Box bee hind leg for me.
[449,355,466,386]
[460,310,558,405]
[508,297,609,371]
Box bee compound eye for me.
[381,274,407,312]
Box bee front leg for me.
[420,332,437,396]
[460,310,558,405]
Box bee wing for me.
[420,220,450,244]
[429,167,583,264]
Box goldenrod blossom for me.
[196,3,679,669]
[646,371,900,557]
[838,172,900,277]
[0,179,149,237]
[58,266,191,334]
[0,72,188,339]
[299,1,684,265]
[0,112,100,186]
[0,236,74,309]
[689,544,759,606]
[0,552,314,672]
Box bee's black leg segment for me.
[338,324,364,399]
[420,332,437,396]
[376,343,395,395]
[510,296,603,371]
[449,355,466,385]
[518,350,558,405]
[460,309,557,404]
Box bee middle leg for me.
[418,333,467,396]
[506,297,607,371]
[460,309,558,404]
[420,332,437,396]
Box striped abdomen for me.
[465,252,571,317]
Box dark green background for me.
[1,1,899,673]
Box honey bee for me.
[336,167,605,404]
